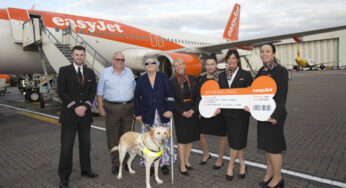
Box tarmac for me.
[0,70,346,188]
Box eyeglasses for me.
[144,61,157,66]
[114,58,125,62]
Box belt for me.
[105,99,133,105]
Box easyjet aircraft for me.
[0,4,345,77]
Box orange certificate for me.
[199,76,277,121]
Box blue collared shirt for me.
[97,66,136,102]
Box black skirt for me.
[174,114,200,144]
[200,115,226,136]
[257,116,287,154]
[224,117,250,150]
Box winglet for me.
[223,3,241,41]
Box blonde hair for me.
[173,58,185,66]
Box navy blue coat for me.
[134,72,174,124]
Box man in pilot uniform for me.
[57,46,97,188]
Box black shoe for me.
[212,163,223,170]
[81,170,98,178]
[238,165,247,179]
[161,165,169,175]
[112,166,119,174]
[179,166,189,176]
[199,154,211,165]
[59,178,68,188]
[226,175,233,181]
[264,178,284,188]
[259,176,273,186]
[185,164,193,170]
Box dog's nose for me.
[161,138,166,143]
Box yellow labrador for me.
[110,126,171,188]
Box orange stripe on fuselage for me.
[0,9,9,20]
[28,10,184,51]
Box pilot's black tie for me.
[78,67,83,83]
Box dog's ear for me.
[149,128,155,138]
[167,128,171,137]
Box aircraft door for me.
[23,18,41,48]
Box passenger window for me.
[114,33,117,38]
[140,36,144,40]
[135,35,139,40]
[125,34,128,38]
[119,33,123,38]
[101,32,105,36]
[80,30,84,34]
[107,32,111,37]
[94,31,98,36]
[55,27,59,32]
[145,36,149,40]
[87,30,91,35]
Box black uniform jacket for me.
[57,64,97,124]
[171,75,199,116]
[256,64,288,122]
[218,69,253,118]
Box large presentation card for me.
[199,76,277,121]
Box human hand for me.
[244,105,250,112]
[99,107,106,117]
[268,118,277,124]
[187,110,194,116]
[136,116,142,122]
[74,106,86,117]
[182,111,189,118]
[163,111,172,118]
[213,108,221,117]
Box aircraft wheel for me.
[29,91,40,102]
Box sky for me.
[1,0,346,40]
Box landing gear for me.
[24,88,40,102]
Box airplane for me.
[1,4,346,78]
[294,42,326,71]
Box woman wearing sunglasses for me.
[134,56,176,175]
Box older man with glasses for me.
[97,52,136,175]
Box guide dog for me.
[110,126,171,188]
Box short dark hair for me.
[263,43,276,53]
[72,45,85,52]
[205,53,217,64]
[225,49,241,68]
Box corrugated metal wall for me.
[252,39,339,69]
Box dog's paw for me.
[117,174,122,179]
[129,169,136,174]
[146,184,152,188]
[156,178,163,184]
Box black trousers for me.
[58,117,91,180]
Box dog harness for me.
[136,136,163,159]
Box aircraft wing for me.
[172,25,346,54]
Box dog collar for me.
[143,146,163,158]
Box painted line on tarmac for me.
[1,103,345,188]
